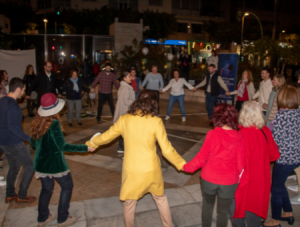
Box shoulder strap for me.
[260,129,268,143]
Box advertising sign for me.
[216,53,239,105]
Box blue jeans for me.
[0,143,34,199]
[271,162,300,220]
[167,94,186,117]
[205,92,217,119]
[38,172,73,223]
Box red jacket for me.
[183,127,245,185]
[234,126,280,220]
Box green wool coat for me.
[31,119,88,174]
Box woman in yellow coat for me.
[86,90,186,227]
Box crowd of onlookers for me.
[0,60,300,227]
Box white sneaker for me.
[290,194,300,205]
[117,150,124,154]
[182,117,186,122]
[287,185,299,192]
[165,116,170,120]
[0,176,4,181]
[0,181,6,186]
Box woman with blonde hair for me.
[263,85,300,227]
[265,74,286,127]
[229,70,255,112]
[230,101,280,227]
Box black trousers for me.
[27,99,36,113]
[182,69,190,82]
[235,100,244,113]
[152,90,160,114]
[97,92,115,120]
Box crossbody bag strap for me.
[260,129,268,143]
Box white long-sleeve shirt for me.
[252,78,273,110]
[207,56,219,69]
[162,78,194,96]
[195,74,228,92]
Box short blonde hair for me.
[239,101,265,129]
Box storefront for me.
[188,40,221,64]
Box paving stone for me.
[135,194,158,213]
[163,168,193,186]
[84,196,123,219]
[135,209,169,227]
[164,187,196,207]
[87,215,125,227]
[183,184,203,202]
[170,203,202,227]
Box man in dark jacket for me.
[179,48,192,81]
[193,64,229,120]
[0,78,36,204]
[26,61,59,108]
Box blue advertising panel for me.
[143,39,187,46]
[216,53,239,105]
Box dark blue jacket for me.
[0,96,31,146]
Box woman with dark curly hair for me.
[0,70,9,98]
[86,90,186,227]
[30,93,94,227]
[183,103,245,227]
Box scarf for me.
[237,79,247,98]
[70,77,79,92]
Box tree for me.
[0,27,15,50]
[202,20,241,50]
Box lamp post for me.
[43,19,48,34]
[240,12,264,55]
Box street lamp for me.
[240,12,263,55]
[282,30,286,33]
[43,19,48,34]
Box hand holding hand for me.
[159,89,162,94]
[90,88,95,93]
[225,91,230,96]
[251,99,255,101]
[25,96,30,99]
[192,87,197,92]
[88,147,95,152]
[262,103,268,110]
[140,86,144,91]
[57,94,62,98]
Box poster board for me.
[216,53,239,105]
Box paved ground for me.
[0,99,299,227]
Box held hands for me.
[192,88,197,92]
[140,86,144,91]
[262,103,268,110]
[57,94,62,98]
[90,88,95,93]
[225,91,230,96]
[25,96,30,99]
[159,89,163,94]
[88,147,95,152]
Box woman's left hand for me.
[88,147,95,152]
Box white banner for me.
[0,49,36,80]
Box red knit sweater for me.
[183,127,245,185]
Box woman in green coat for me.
[30,93,94,227]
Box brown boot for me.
[16,195,36,204]
[5,194,17,204]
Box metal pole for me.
[44,22,47,34]
[241,16,245,55]
[44,34,48,61]
[249,12,264,38]
[55,21,57,34]
[82,35,85,61]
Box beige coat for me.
[113,81,135,123]
[267,88,282,122]
[230,81,255,100]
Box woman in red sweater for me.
[230,101,280,227]
[183,103,245,227]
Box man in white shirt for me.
[251,67,273,114]
[206,50,218,70]
[194,64,229,119]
